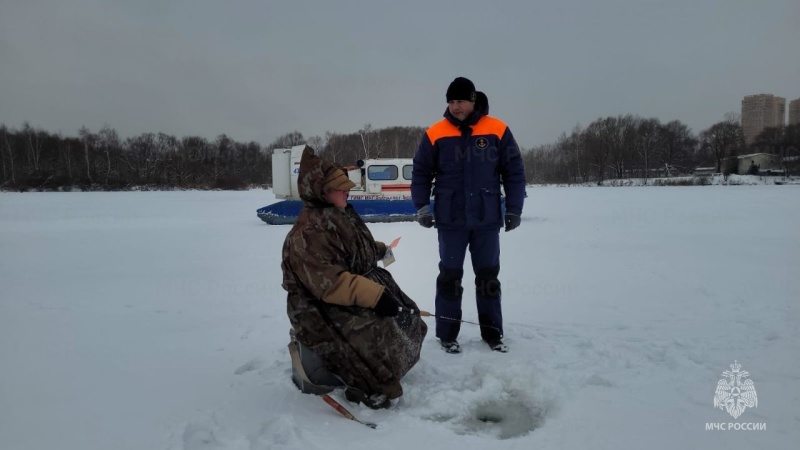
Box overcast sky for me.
[1,0,798,148]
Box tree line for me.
[524,114,800,184]
[0,123,426,191]
[2,116,798,190]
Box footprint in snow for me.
[234,358,264,375]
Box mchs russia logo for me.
[714,360,758,419]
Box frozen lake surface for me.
[1,186,798,450]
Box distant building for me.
[741,94,786,145]
[722,153,779,175]
[693,165,718,176]
[789,98,800,126]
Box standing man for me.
[411,77,526,354]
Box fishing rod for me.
[399,307,502,332]
[321,394,377,429]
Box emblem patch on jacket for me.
[476,137,488,149]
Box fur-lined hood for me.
[297,146,352,205]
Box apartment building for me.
[789,98,800,126]
[741,94,786,145]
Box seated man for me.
[281,146,428,409]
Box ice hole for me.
[460,399,544,440]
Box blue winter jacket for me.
[411,108,526,230]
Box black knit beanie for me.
[446,77,476,102]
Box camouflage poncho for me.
[281,147,427,399]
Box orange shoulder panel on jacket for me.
[471,116,508,139]
[426,119,460,144]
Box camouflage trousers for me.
[287,266,428,399]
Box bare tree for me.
[267,131,305,151]
[752,126,783,154]
[79,127,96,183]
[585,117,622,182]
[699,116,743,173]
[98,126,120,184]
[22,122,43,173]
[657,120,695,175]
[636,118,661,182]
[58,136,75,183]
[125,133,158,183]
[2,126,16,184]
[320,131,340,162]
[565,125,586,183]
[359,123,375,159]
[306,135,323,152]
[616,116,640,179]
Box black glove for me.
[374,290,399,317]
[504,213,521,232]
[416,205,433,228]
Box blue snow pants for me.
[435,228,503,342]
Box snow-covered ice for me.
[1,186,798,450]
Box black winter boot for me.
[485,338,508,353]
[344,388,391,410]
[440,340,461,354]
